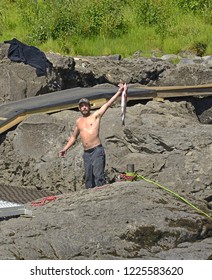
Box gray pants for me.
[83,144,106,189]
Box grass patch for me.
[0,0,211,57]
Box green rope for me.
[136,174,212,220]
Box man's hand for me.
[118,83,124,92]
[59,150,66,158]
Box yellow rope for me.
[136,174,212,219]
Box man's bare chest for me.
[78,116,99,133]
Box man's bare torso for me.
[77,112,101,150]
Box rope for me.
[121,173,211,219]
[31,195,61,206]
[30,175,211,219]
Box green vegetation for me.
[0,0,211,57]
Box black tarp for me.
[5,38,52,76]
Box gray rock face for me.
[0,182,211,260]
[0,99,212,260]
[1,42,211,125]
[1,42,212,102]
[0,43,212,259]
[157,64,212,86]
[0,43,75,103]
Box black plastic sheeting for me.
[5,38,52,76]
[0,87,156,134]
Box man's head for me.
[78,98,91,116]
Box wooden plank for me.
[148,84,212,98]
[157,91,212,98]
[148,84,212,92]
[0,115,26,134]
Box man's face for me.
[79,102,90,116]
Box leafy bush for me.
[190,41,207,56]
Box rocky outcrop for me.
[0,98,212,260]
[0,43,75,102]
[1,41,211,124]
[1,42,212,102]
[0,99,211,197]
[0,42,212,260]
[0,181,211,260]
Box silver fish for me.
[121,83,128,125]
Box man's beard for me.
[81,109,90,116]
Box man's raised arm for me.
[97,84,125,117]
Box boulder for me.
[0,181,211,260]
[156,64,212,86]
[0,43,212,260]
[0,99,211,201]
[0,43,75,103]
[1,42,212,103]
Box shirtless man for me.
[59,84,125,189]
